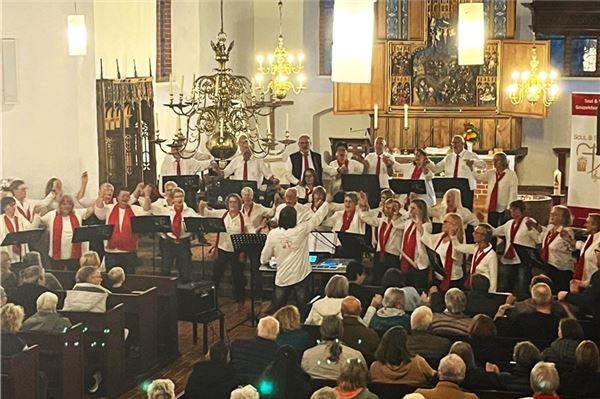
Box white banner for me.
[568,93,600,209]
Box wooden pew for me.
[111,287,159,376]
[50,269,76,290]
[60,304,126,398]
[19,323,85,399]
[1,344,40,399]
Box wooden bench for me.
[1,344,40,399]
[60,304,126,398]
[18,323,85,399]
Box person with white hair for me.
[230,384,259,399]
[273,187,310,224]
[415,354,479,399]
[230,316,280,384]
[430,288,473,337]
[407,306,451,368]
[285,134,325,186]
[363,287,410,332]
[528,361,560,398]
[147,378,176,399]
[22,292,71,333]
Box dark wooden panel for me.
[408,0,426,41]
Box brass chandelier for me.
[154,0,295,161]
[254,0,306,101]
[506,45,559,107]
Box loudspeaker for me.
[177,281,217,321]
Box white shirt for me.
[475,168,518,212]
[15,194,55,222]
[539,225,575,271]
[260,203,330,286]
[94,203,150,253]
[153,205,199,240]
[400,220,432,270]
[41,209,89,260]
[241,202,273,231]
[493,217,540,265]
[359,213,403,256]
[454,242,498,292]
[421,232,465,281]
[396,163,436,206]
[364,152,401,189]
[0,213,34,261]
[324,209,366,234]
[201,209,251,252]
[431,150,486,190]
[295,185,316,203]
[223,156,272,187]
[285,150,317,185]
[324,159,364,194]
[160,155,212,178]
[273,202,311,224]
[576,231,600,284]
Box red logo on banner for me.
[572,93,600,116]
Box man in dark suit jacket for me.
[230,316,280,384]
[7,265,52,318]
[286,135,324,186]
[341,296,379,360]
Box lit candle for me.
[180,75,184,96]
[403,104,409,129]
[155,112,159,131]
[169,73,173,95]
[374,104,378,130]
[286,113,289,131]
[176,115,181,131]
[267,117,271,133]
[553,169,562,195]
[215,75,219,96]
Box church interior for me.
[1,0,600,398]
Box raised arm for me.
[76,171,88,201]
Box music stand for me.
[513,244,546,270]
[72,225,114,243]
[206,180,258,209]
[132,216,172,274]
[230,233,267,330]
[424,245,447,279]
[389,179,427,195]
[188,217,227,279]
[432,177,473,210]
[1,229,45,262]
[341,174,381,208]
[162,175,200,209]
[336,231,373,260]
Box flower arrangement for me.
[462,123,480,143]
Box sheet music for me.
[309,231,336,254]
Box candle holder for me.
[402,127,409,154]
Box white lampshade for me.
[331,0,376,83]
[458,3,484,66]
[68,15,87,56]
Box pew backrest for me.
[1,344,39,399]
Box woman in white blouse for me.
[397,149,436,206]
[453,223,498,292]
[428,188,479,228]
[401,199,432,289]
[296,168,318,204]
[305,274,349,325]
[0,196,36,262]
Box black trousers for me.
[213,250,245,303]
[105,252,138,275]
[412,268,430,290]
[273,275,311,318]
[545,265,573,293]
[488,211,509,228]
[373,252,400,286]
[161,238,192,283]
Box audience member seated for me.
[311,387,338,399]
[499,341,541,394]
[22,291,71,333]
[558,340,600,397]
[231,316,280,384]
[449,341,503,391]
[147,379,176,399]
[335,358,378,399]
[465,274,504,318]
[541,318,583,372]
[430,288,472,338]
[415,354,479,399]
[184,340,237,399]
[257,345,313,399]
[0,250,17,290]
[380,269,422,312]
[0,286,7,306]
[346,261,371,310]
[301,316,366,380]
[1,303,27,355]
[528,361,560,399]
[370,326,436,385]
[63,266,112,313]
[230,385,259,399]
[509,275,567,320]
[406,306,450,369]
[106,267,131,294]
[364,287,410,332]
[22,251,63,290]
[274,305,314,354]
[8,265,53,317]
[305,275,348,325]
[341,296,380,360]
[79,251,102,268]
[469,314,510,367]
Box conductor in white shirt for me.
[364,137,400,189]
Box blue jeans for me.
[273,275,311,318]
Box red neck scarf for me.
[378,220,393,261]
[541,228,559,263]
[574,234,594,280]
[411,166,423,179]
[52,212,81,260]
[435,234,454,291]
[340,209,355,232]
[243,160,249,180]
[305,185,314,198]
[376,155,382,175]
[504,217,524,259]
[401,222,417,272]
[453,154,460,178]
[532,395,559,399]
[303,152,310,171]
[488,171,506,213]
[172,206,184,239]
[337,159,348,169]
[212,211,246,255]
[467,245,492,288]
[16,204,31,222]
[107,205,137,252]
[4,215,21,256]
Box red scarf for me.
[378,220,393,261]
[573,234,593,280]
[3,215,20,256]
[532,394,559,399]
[337,159,348,169]
[106,205,138,252]
[17,204,31,222]
[340,209,355,232]
[172,206,183,239]
[541,229,559,263]
[467,246,492,288]
[504,217,524,260]
[488,171,506,213]
[435,234,454,291]
[212,212,246,260]
[411,166,423,179]
[401,222,417,272]
[305,185,314,199]
[52,212,81,260]
[375,156,381,175]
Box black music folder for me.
[389,179,427,195]
[432,177,473,209]
[162,174,201,208]
[425,245,447,278]
[72,224,114,243]
[206,179,259,209]
[131,215,172,234]
[513,243,546,269]
[193,217,227,234]
[341,174,380,208]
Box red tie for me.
[573,235,593,280]
[378,221,393,261]
[488,171,506,213]
[303,153,310,172]
[541,229,559,263]
[435,234,454,291]
[176,159,181,176]
[376,156,381,176]
[453,154,460,178]
[172,207,183,239]
[243,160,248,180]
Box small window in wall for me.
[156,0,172,82]
[319,0,334,76]
[571,37,597,74]
[538,34,599,77]
[539,35,565,75]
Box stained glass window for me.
[319,0,334,76]
[571,38,597,74]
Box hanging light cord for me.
[74,0,78,13]
[220,0,224,33]
[278,0,283,37]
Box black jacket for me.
[499,364,534,394]
[230,337,279,384]
[559,369,600,398]
[1,333,26,356]
[565,270,600,341]
[461,367,504,391]
[8,284,52,318]
[465,291,505,318]
[183,360,237,399]
[470,335,512,367]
